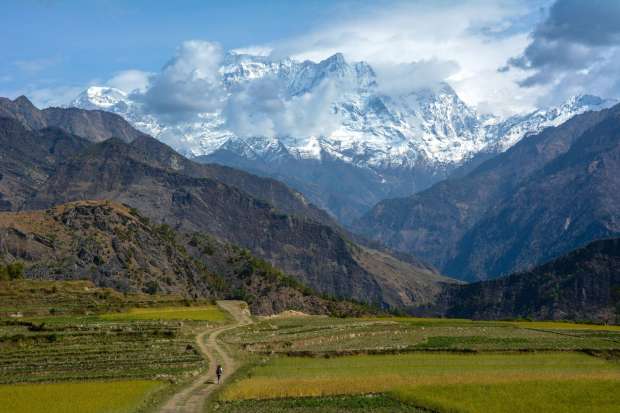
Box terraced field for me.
[0,280,192,317]
[222,315,620,354]
[0,317,205,384]
[3,282,620,413]
[0,280,233,413]
[212,315,620,413]
[101,305,230,322]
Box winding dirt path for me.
[159,300,252,413]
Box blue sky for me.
[1,1,339,95]
[3,0,619,115]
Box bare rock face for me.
[356,104,620,282]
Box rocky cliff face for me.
[355,104,620,281]
[420,239,620,323]
[0,201,370,316]
[0,101,449,310]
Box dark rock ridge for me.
[0,95,145,143]
[25,137,449,309]
[418,238,620,324]
[355,103,620,281]
[0,201,369,316]
[0,97,449,311]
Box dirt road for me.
[158,300,252,413]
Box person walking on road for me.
[216,364,223,384]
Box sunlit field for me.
[219,352,620,400]
[223,315,620,354]
[100,305,229,322]
[393,380,620,413]
[0,380,164,413]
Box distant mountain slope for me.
[70,53,615,223]
[355,103,620,281]
[127,135,337,227]
[0,201,369,316]
[0,100,449,310]
[25,137,449,309]
[0,117,90,210]
[422,239,620,323]
[0,95,145,143]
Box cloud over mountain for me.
[132,40,226,119]
[505,0,620,104]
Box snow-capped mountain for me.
[70,52,616,223]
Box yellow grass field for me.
[0,380,164,413]
[220,352,620,401]
[393,380,620,413]
[100,305,229,321]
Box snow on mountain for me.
[71,53,614,169]
[70,53,617,222]
[484,94,617,153]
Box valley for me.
[3,3,620,410]
[1,283,619,413]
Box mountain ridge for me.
[0,100,451,311]
[355,102,620,281]
[418,238,620,323]
[70,52,616,222]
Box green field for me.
[394,380,620,413]
[100,305,229,322]
[3,282,620,413]
[215,314,620,412]
[210,394,425,413]
[219,352,620,400]
[0,380,164,413]
[223,315,620,354]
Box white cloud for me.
[224,76,340,138]
[132,40,226,118]
[374,59,460,96]
[264,0,549,115]
[26,85,85,108]
[106,69,151,93]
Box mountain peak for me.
[322,52,346,64]
[71,86,128,111]
[13,95,36,108]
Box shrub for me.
[0,262,25,281]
